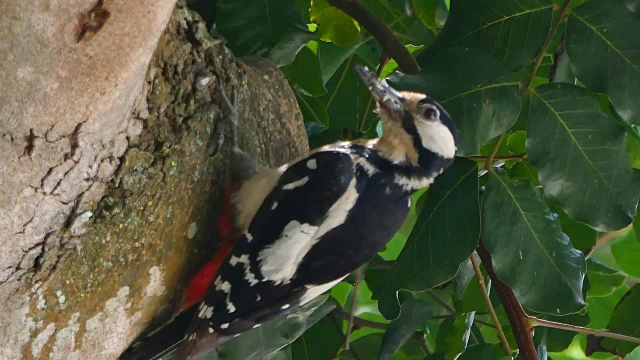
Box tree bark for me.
[0,2,308,359]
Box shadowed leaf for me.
[482,171,586,314]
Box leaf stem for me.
[483,133,507,171]
[344,267,363,350]
[530,317,640,345]
[521,0,572,96]
[468,153,527,161]
[470,254,513,355]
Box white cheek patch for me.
[416,120,456,158]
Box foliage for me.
[196,0,640,358]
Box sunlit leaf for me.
[587,258,627,297]
[482,170,587,314]
[528,83,640,231]
[310,0,360,47]
[611,229,640,279]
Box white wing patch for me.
[282,176,309,190]
[257,221,319,285]
[416,120,456,158]
[306,159,317,170]
[300,276,348,305]
[257,177,359,286]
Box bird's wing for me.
[175,150,357,357]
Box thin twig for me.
[345,267,363,350]
[328,0,420,74]
[483,133,507,171]
[413,333,431,355]
[468,154,527,161]
[470,254,513,355]
[521,0,572,96]
[530,317,640,345]
[427,291,455,314]
[429,315,496,328]
[361,14,408,44]
[333,309,389,330]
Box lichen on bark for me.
[0,3,307,359]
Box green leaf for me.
[321,54,377,131]
[602,285,640,356]
[283,47,327,97]
[435,314,475,360]
[482,171,587,314]
[426,0,554,70]
[611,229,640,278]
[298,93,329,126]
[625,346,640,360]
[626,0,640,17]
[528,83,640,232]
[413,0,448,29]
[290,317,343,360]
[391,47,522,155]
[339,333,384,360]
[454,276,489,314]
[457,343,495,360]
[371,159,480,319]
[317,41,359,85]
[549,204,597,254]
[310,0,360,47]
[587,258,627,297]
[566,0,640,124]
[379,299,432,360]
[210,296,335,359]
[216,0,315,67]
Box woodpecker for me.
[121,65,458,360]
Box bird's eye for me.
[421,106,439,120]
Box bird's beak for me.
[356,65,406,113]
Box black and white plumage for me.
[130,66,458,360]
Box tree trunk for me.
[0,2,308,359]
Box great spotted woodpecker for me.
[121,65,458,359]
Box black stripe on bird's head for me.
[356,65,458,165]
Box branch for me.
[470,254,513,355]
[521,0,572,96]
[477,241,538,360]
[530,317,640,345]
[328,0,420,74]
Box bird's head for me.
[356,65,458,166]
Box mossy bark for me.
[0,3,307,359]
